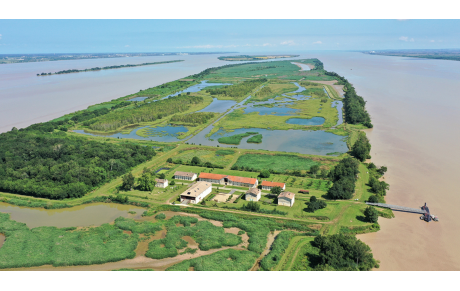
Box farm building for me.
[198,173,258,188]
[278,191,295,207]
[155,178,168,188]
[180,181,212,204]
[174,171,197,181]
[261,181,286,191]
[299,189,310,194]
[245,188,261,202]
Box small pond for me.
[286,117,325,126]
[331,101,343,126]
[0,202,145,228]
[244,104,299,116]
[128,97,148,102]
[162,80,233,100]
[198,98,237,113]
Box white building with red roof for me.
[261,181,286,191]
[199,173,258,188]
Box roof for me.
[261,181,285,188]
[174,171,196,177]
[199,173,257,184]
[279,191,295,200]
[155,178,167,184]
[181,182,212,198]
[246,188,261,195]
[227,175,257,185]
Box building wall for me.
[278,197,293,207]
[175,175,197,181]
[193,186,212,204]
[200,178,223,185]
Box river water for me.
[1,51,459,270]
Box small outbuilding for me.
[245,188,261,202]
[180,181,212,204]
[155,178,169,188]
[174,171,197,181]
[278,191,295,207]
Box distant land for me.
[362,49,460,61]
[218,55,300,61]
[36,60,184,76]
[0,52,238,64]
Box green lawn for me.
[173,149,236,168]
[232,153,320,173]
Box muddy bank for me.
[0,202,145,228]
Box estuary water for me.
[308,51,460,271]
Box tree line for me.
[169,112,215,126]
[0,128,156,200]
[327,157,360,200]
[88,95,204,132]
[206,79,266,99]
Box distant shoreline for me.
[36,60,184,76]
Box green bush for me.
[260,231,298,270]
[155,213,166,220]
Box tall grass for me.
[166,249,258,271]
[260,231,299,270]
[0,213,138,269]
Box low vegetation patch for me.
[232,153,320,174]
[260,231,299,271]
[217,132,259,145]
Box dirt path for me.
[307,80,344,97]
[225,151,243,170]
[250,230,281,271]
[0,233,5,249]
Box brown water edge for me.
[4,211,249,271]
[324,52,460,270]
[0,202,145,228]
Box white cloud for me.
[430,40,435,42]
[280,40,296,46]
[262,43,272,47]
[0,34,2,39]
[124,45,130,47]
[313,41,322,44]
[399,36,414,42]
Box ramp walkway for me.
[365,202,425,214]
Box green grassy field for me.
[275,236,317,271]
[232,153,320,173]
[173,149,236,168]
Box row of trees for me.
[169,112,215,125]
[324,70,372,127]
[206,79,266,98]
[351,132,372,161]
[0,129,156,200]
[167,156,223,169]
[88,95,204,132]
[327,157,360,200]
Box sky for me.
[1,19,460,54]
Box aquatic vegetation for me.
[260,231,299,271]
[247,134,263,143]
[217,132,259,145]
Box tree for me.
[328,157,360,182]
[377,166,387,176]
[138,172,155,191]
[121,172,135,191]
[259,170,270,178]
[364,206,379,223]
[327,176,355,200]
[191,156,201,166]
[351,132,371,162]
[243,201,260,212]
[270,186,282,196]
[158,173,166,179]
[310,196,317,202]
[166,158,173,163]
[310,164,320,175]
[367,195,379,203]
[170,180,176,186]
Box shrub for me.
[155,213,166,220]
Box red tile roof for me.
[198,173,257,185]
[199,173,226,180]
[261,181,285,188]
[227,175,257,185]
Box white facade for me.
[155,179,169,188]
[174,171,197,181]
[180,182,212,204]
[277,192,295,207]
[245,188,261,202]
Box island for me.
[36,60,184,76]
[0,58,391,271]
[218,55,299,61]
[363,49,460,61]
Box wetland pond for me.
[74,125,189,142]
[0,202,145,228]
[201,127,348,156]
[286,117,325,126]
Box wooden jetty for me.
[365,202,425,214]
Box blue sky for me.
[1,20,459,54]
